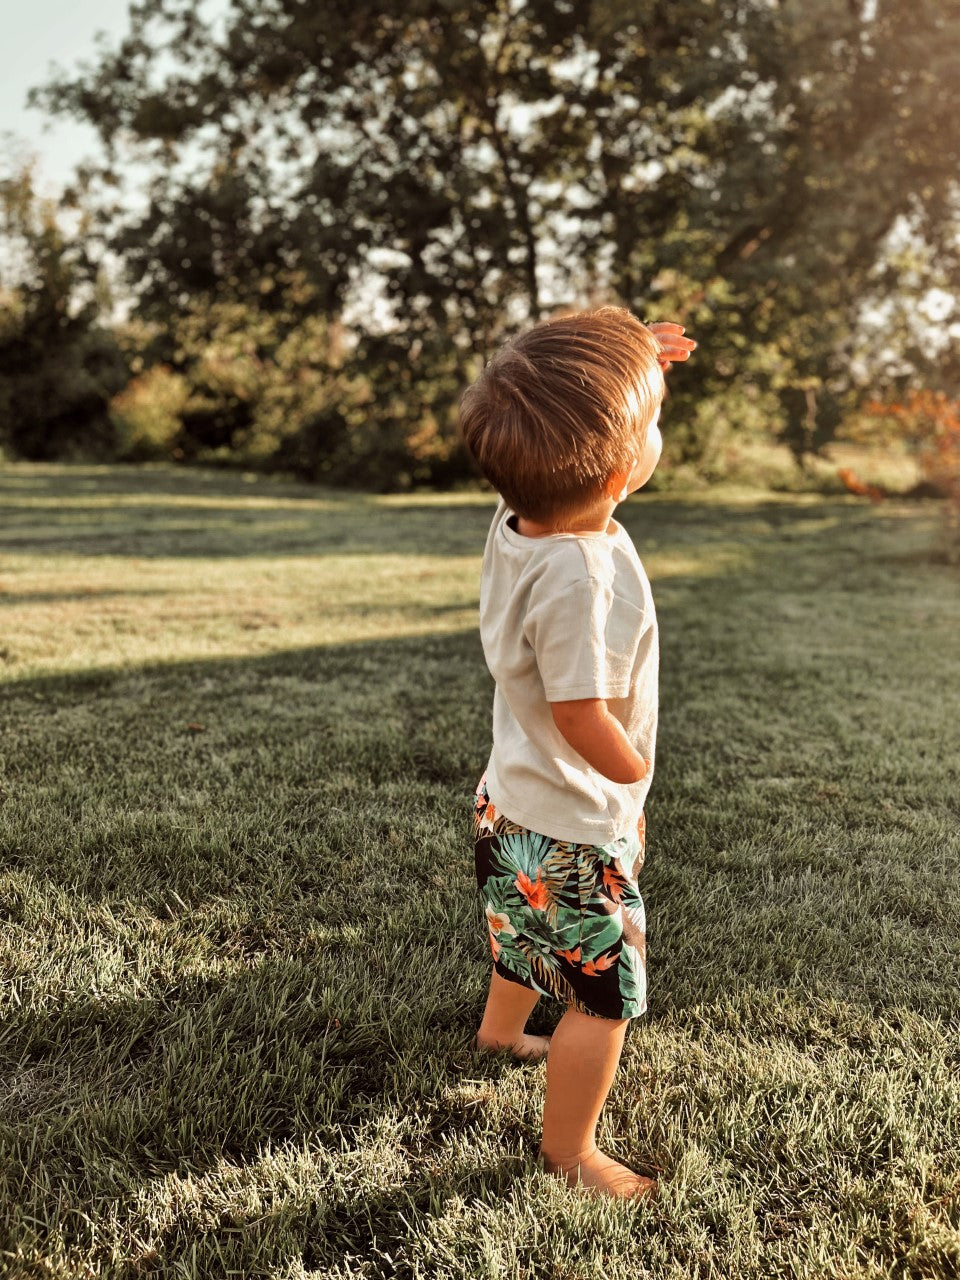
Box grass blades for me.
[0,464,958,1278]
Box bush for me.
[844,390,960,560]
[0,321,129,460]
[0,161,133,459]
[109,364,189,460]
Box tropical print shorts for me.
[473,775,647,1021]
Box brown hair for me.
[458,306,664,522]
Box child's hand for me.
[647,321,696,373]
[550,698,650,785]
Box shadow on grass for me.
[0,588,173,606]
[3,634,954,1034]
[0,463,355,503]
[1,486,957,1272]
[2,609,954,995]
[2,461,937,561]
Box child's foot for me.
[539,1145,658,1201]
[474,1031,551,1062]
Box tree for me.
[0,155,128,459]
[29,0,960,478]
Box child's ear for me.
[605,469,631,501]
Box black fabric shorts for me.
[473,775,647,1021]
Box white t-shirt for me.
[479,498,658,845]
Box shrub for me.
[0,322,129,460]
[109,364,189,460]
[0,162,129,460]
[847,390,960,560]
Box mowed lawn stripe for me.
[0,465,958,1279]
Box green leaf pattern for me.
[474,780,647,1019]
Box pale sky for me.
[0,0,226,198]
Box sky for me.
[1,0,229,202]
[0,0,143,198]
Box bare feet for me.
[539,1145,658,1201]
[474,1031,551,1062]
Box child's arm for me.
[550,698,650,785]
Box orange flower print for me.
[515,868,548,910]
[582,951,618,977]
[476,794,497,833]
[475,785,499,832]
[489,932,501,960]
[602,864,626,901]
[557,946,581,963]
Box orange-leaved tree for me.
[856,391,960,558]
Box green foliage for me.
[103,294,474,488]
[20,1,960,481]
[109,363,188,460]
[0,162,129,459]
[0,316,128,461]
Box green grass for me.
[1,462,958,1279]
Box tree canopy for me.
[21,0,960,476]
[0,160,128,460]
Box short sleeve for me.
[523,573,645,701]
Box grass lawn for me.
[1,462,958,1279]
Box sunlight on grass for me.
[1,544,768,677]
[1,465,958,1279]
[0,554,482,676]
[0,466,784,677]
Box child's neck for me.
[516,500,616,539]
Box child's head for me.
[459,306,665,523]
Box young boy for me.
[459,306,695,1202]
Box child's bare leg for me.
[539,1006,656,1200]
[475,968,551,1061]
